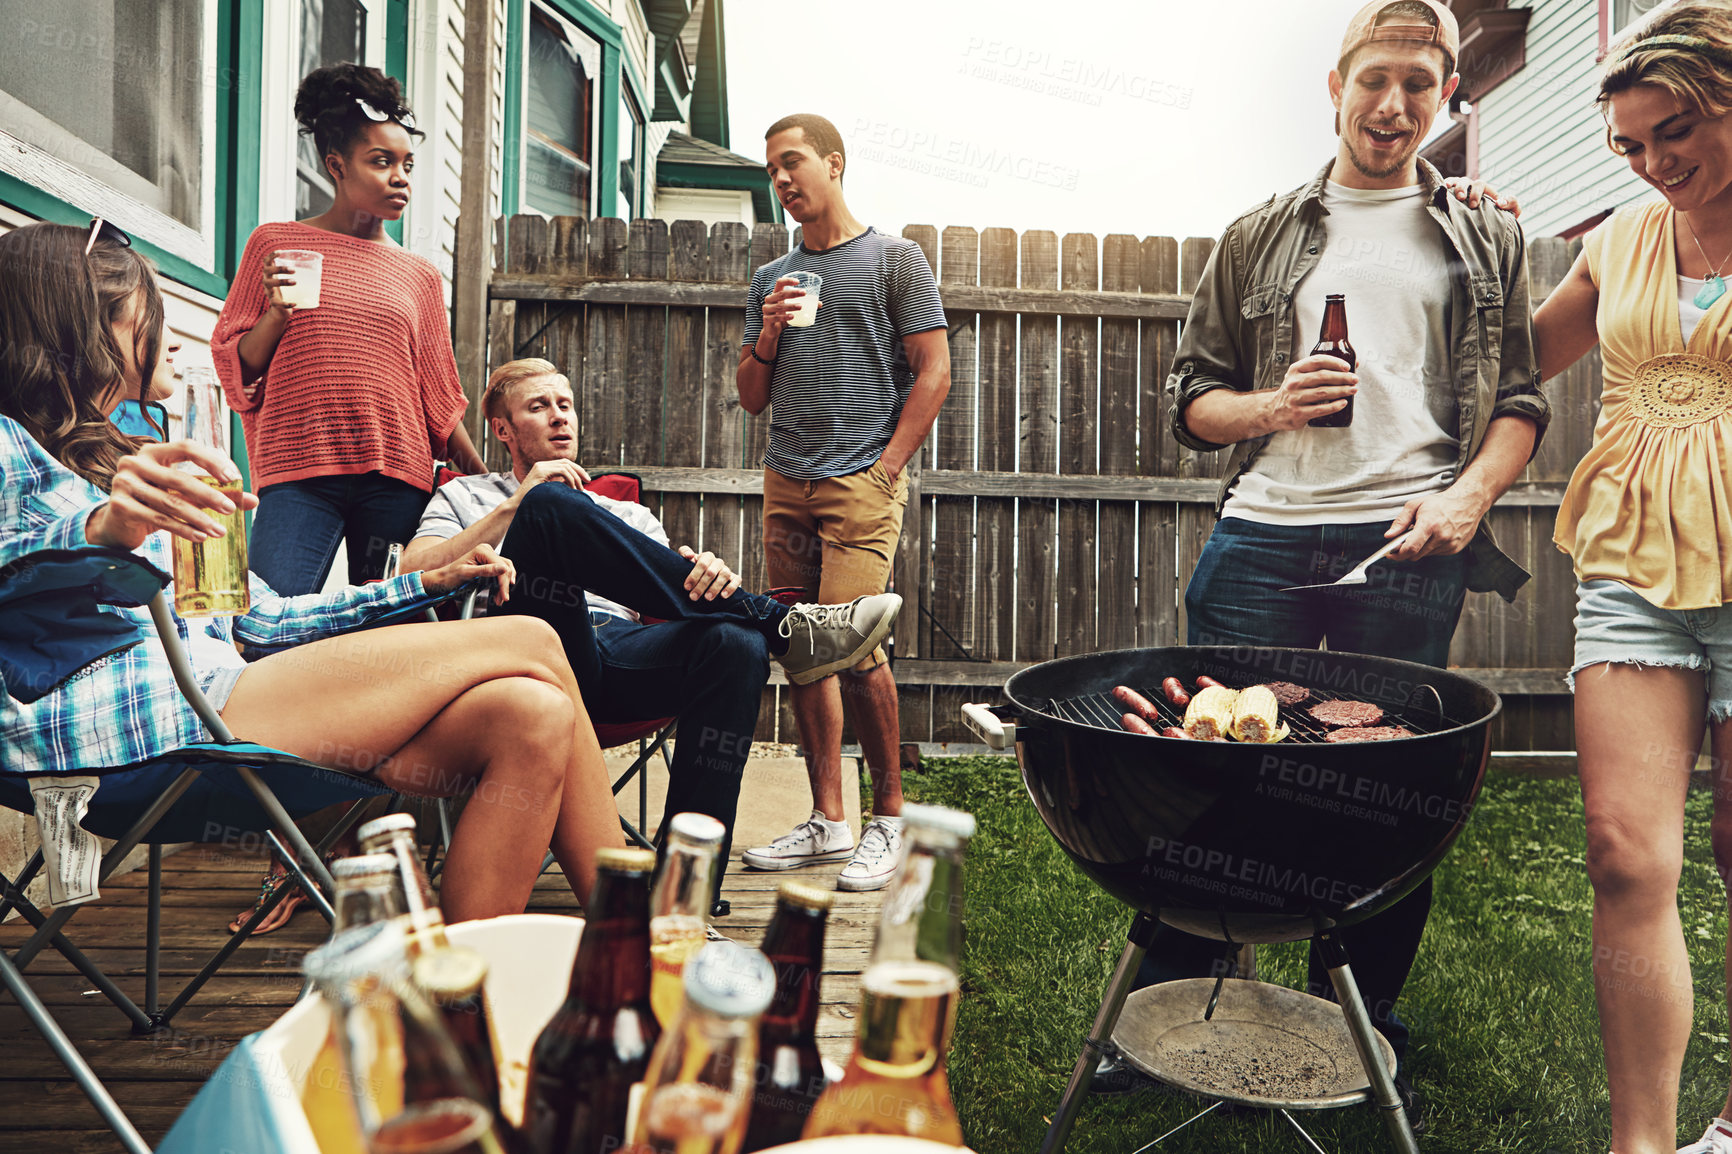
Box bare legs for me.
[1577,662,1705,1154]
[789,662,904,823]
[1709,722,1732,1128]
[218,616,623,920]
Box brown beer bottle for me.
[741,883,833,1152]
[411,946,512,1146]
[523,847,660,1154]
[1306,293,1357,428]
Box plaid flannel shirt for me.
[0,416,427,776]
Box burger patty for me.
[1325,725,1414,743]
[1264,681,1312,707]
[1308,700,1385,728]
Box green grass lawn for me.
[892,757,1732,1154]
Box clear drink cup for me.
[275,249,324,309]
[784,271,820,328]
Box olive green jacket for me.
[1168,159,1550,602]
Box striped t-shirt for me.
[743,227,947,480]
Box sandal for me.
[228,861,310,936]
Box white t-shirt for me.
[1680,274,1715,343]
[415,472,669,621]
[1224,181,1460,525]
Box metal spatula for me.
[1280,535,1409,592]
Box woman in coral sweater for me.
[213,63,486,596]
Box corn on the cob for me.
[1229,684,1289,744]
[1182,685,1238,741]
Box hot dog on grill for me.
[1112,685,1161,722]
[1160,726,1191,740]
[1161,677,1191,708]
[1119,712,1158,736]
[1195,675,1227,691]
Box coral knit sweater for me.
[212,221,467,492]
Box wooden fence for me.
[480,215,1598,751]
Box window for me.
[1614,0,1677,33]
[0,0,218,268]
[525,3,602,218]
[618,91,645,220]
[296,0,369,219]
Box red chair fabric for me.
[577,472,674,745]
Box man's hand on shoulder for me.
[510,459,590,506]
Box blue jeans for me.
[502,484,792,888]
[1183,518,1469,664]
[250,473,431,596]
[1139,517,1472,1062]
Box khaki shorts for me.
[763,461,908,671]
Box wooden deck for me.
[0,842,882,1152]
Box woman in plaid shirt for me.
[0,222,623,918]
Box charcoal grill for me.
[962,645,1500,1154]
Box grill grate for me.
[1045,681,1458,744]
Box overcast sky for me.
[725,0,1398,243]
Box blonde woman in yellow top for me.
[1536,5,1732,1152]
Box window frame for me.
[1602,0,1680,56]
[506,0,642,221]
[618,86,646,220]
[0,0,411,296]
[261,0,408,244]
[0,0,238,297]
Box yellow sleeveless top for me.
[1553,201,1732,610]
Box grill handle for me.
[963,702,1020,751]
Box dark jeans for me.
[250,473,431,596]
[502,484,791,889]
[1141,517,1471,1061]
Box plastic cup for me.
[785,271,821,328]
[274,250,324,309]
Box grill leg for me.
[1315,929,1419,1154]
[1039,910,1159,1154]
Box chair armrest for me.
[0,548,169,705]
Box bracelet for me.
[748,344,775,367]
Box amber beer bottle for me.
[803,804,975,1142]
[1306,293,1357,428]
[630,941,777,1154]
[358,814,450,955]
[523,847,660,1154]
[648,813,725,1030]
[740,883,833,1151]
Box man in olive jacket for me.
[1119,0,1549,1099]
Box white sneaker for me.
[1681,1121,1732,1154]
[837,816,904,892]
[741,811,855,871]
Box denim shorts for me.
[1571,579,1732,722]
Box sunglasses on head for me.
[83,217,133,256]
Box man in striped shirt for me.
[737,114,952,892]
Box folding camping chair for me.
[0,545,470,1151]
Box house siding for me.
[1474,0,1658,236]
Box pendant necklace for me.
[1685,214,1732,309]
